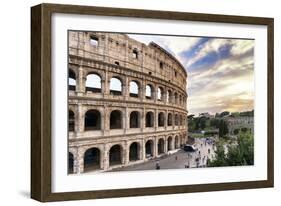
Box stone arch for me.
[145,84,154,99]
[157,138,165,155]
[68,110,75,132]
[110,77,123,95]
[168,136,173,151]
[86,73,102,93]
[130,111,140,128]
[109,144,123,166]
[180,115,183,126]
[174,135,179,149]
[145,139,154,158]
[157,86,164,101]
[84,147,101,172]
[129,142,141,161]
[110,110,122,129]
[175,113,179,126]
[68,69,76,91]
[167,113,173,126]
[145,111,154,127]
[179,95,182,105]
[174,92,178,104]
[68,152,74,174]
[84,109,101,131]
[129,80,140,98]
[158,112,165,127]
[167,90,172,103]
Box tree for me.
[218,119,228,137]
[207,143,227,167]
[207,132,254,167]
[220,111,230,117]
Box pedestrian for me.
[155,160,160,170]
[175,156,178,160]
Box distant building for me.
[224,116,254,135]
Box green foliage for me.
[218,119,228,138]
[208,132,254,167]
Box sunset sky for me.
[129,34,254,116]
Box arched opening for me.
[179,95,182,105]
[180,115,183,126]
[130,111,140,128]
[157,138,165,155]
[68,152,74,174]
[90,35,99,46]
[129,81,139,98]
[174,92,178,104]
[145,112,154,127]
[84,110,101,131]
[110,77,122,95]
[132,49,138,59]
[145,140,154,158]
[167,90,172,103]
[110,110,122,129]
[175,136,179,149]
[157,87,164,101]
[168,113,173,126]
[84,148,101,171]
[168,136,173,151]
[158,112,165,127]
[109,145,122,166]
[69,110,75,132]
[86,73,102,93]
[129,142,140,161]
[175,114,179,126]
[145,84,153,99]
[68,69,76,91]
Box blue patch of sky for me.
[180,37,211,60]
[188,42,233,72]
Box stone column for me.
[73,147,84,174]
[142,139,146,160]
[164,137,168,153]
[124,142,130,165]
[103,106,110,136]
[163,88,167,104]
[103,144,110,171]
[154,86,158,103]
[103,70,110,98]
[171,137,175,150]
[76,66,85,96]
[77,103,84,134]
[141,81,146,101]
[141,108,145,132]
[164,110,168,130]
[155,108,158,131]
[123,76,129,100]
[153,137,157,157]
[125,107,129,134]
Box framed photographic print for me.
[31,3,274,202]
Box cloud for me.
[128,33,254,115]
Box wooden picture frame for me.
[31,3,274,202]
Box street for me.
[111,137,216,172]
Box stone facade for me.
[225,116,254,135]
[68,31,188,174]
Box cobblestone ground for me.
[111,137,217,172]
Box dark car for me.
[183,144,197,152]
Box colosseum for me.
[68,31,188,174]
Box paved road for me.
[111,138,216,172]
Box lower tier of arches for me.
[68,133,187,174]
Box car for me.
[183,144,198,152]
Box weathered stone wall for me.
[68,31,188,173]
